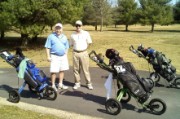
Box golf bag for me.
[1,48,47,92]
[150,52,176,82]
[106,49,153,103]
[137,46,176,82]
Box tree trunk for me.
[51,25,53,30]
[95,25,97,31]
[21,33,29,46]
[125,24,128,31]
[31,35,38,43]
[0,30,5,40]
[95,20,98,31]
[151,23,154,32]
[100,16,103,32]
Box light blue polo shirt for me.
[45,32,69,56]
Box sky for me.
[171,0,179,4]
[109,0,178,6]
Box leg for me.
[80,51,91,84]
[51,73,57,91]
[80,51,93,90]
[73,52,81,83]
[58,71,68,89]
[50,54,60,91]
[51,73,56,86]
[58,71,64,84]
[73,52,81,90]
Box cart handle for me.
[89,50,99,62]
[129,45,146,59]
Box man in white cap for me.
[45,23,69,91]
[70,20,93,90]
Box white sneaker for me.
[87,83,93,90]
[73,83,81,90]
[58,84,68,90]
[52,85,57,92]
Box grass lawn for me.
[0,105,60,119]
[0,24,180,118]
[1,24,180,73]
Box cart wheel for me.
[44,86,57,100]
[150,72,160,83]
[8,90,20,103]
[174,77,180,89]
[148,98,166,115]
[28,85,37,93]
[145,78,155,91]
[117,89,131,103]
[105,98,122,115]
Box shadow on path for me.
[59,90,106,106]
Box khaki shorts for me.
[50,54,69,73]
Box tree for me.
[1,0,49,45]
[93,0,112,31]
[160,5,173,25]
[116,0,138,31]
[173,0,180,23]
[82,0,112,31]
[1,0,86,46]
[111,7,120,28]
[0,0,10,40]
[54,0,86,24]
[82,1,97,26]
[139,0,173,32]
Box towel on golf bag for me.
[17,59,47,88]
[104,73,113,99]
[18,58,29,79]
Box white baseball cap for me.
[75,20,82,25]
[55,23,63,28]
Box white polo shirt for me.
[70,30,92,51]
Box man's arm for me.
[46,48,51,62]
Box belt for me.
[51,53,64,56]
[73,49,87,53]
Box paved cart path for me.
[0,67,180,119]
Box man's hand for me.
[47,57,51,62]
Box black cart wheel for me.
[174,77,180,89]
[8,90,20,103]
[147,78,155,87]
[117,89,131,103]
[105,98,122,115]
[44,86,57,100]
[150,72,160,83]
[148,98,166,115]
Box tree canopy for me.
[0,0,178,45]
[173,0,180,23]
[0,0,86,45]
[116,0,138,31]
[139,0,173,32]
[82,0,112,31]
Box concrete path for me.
[0,67,180,119]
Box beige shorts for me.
[50,54,69,73]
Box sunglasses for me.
[55,26,62,29]
[76,25,81,27]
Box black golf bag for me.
[151,52,176,82]
[106,49,153,103]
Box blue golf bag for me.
[0,48,57,103]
